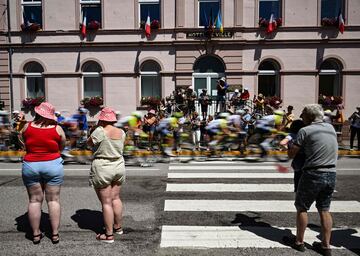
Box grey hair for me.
[302,104,324,122]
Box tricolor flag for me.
[266,13,277,34]
[338,13,345,34]
[145,13,151,38]
[81,11,87,38]
[215,11,223,33]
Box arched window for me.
[24,62,45,98]
[140,60,161,98]
[82,61,103,98]
[319,59,342,97]
[193,55,225,99]
[258,60,280,97]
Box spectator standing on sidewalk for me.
[284,105,295,132]
[284,104,338,256]
[21,102,66,244]
[216,77,228,113]
[87,107,126,243]
[348,106,360,150]
[198,88,211,120]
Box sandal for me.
[96,233,114,244]
[51,233,60,244]
[32,233,44,245]
[114,227,123,235]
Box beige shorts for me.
[89,158,126,189]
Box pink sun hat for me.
[34,102,57,121]
[98,107,117,122]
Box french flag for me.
[81,12,87,38]
[266,13,277,34]
[145,13,151,38]
[338,13,345,34]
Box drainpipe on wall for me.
[6,0,14,113]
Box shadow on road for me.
[231,212,295,246]
[71,209,104,234]
[15,212,51,240]
[308,223,360,255]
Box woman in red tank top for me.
[21,102,66,244]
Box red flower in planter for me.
[150,19,160,29]
[22,96,45,109]
[21,23,41,32]
[259,17,282,28]
[81,96,103,108]
[87,20,101,30]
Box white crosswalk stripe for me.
[161,162,360,250]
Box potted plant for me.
[81,96,104,109]
[264,96,283,108]
[21,22,41,32]
[140,96,161,109]
[318,94,343,110]
[150,19,160,29]
[22,96,45,111]
[87,20,101,30]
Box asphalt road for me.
[0,157,359,256]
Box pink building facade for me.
[0,0,359,118]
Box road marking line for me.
[168,172,294,179]
[166,183,295,192]
[171,161,274,165]
[160,226,360,248]
[0,168,160,171]
[169,166,277,171]
[164,200,360,212]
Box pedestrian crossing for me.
[160,161,360,250]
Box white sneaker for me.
[114,227,123,235]
[164,148,175,157]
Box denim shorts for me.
[22,157,64,187]
[295,170,336,211]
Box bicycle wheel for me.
[271,134,289,162]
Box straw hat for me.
[98,107,117,122]
[34,102,57,121]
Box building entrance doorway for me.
[192,55,225,117]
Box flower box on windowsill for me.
[20,23,41,32]
[318,95,343,110]
[21,96,45,111]
[264,96,282,108]
[140,96,161,109]
[258,17,282,28]
[87,20,101,31]
[81,96,104,109]
[321,17,344,27]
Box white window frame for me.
[140,70,161,98]
[258,70,277,75]
[22,0,42,24]
[198,0,221,27]
[82,72,102,99]
[319,69,339,75]
[138,0,160,25]
[25,72,44,98]
[80,0,101,23]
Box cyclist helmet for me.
[131,111,142,119]
[274,110,285,116]
[218,112,230,119]
[172,111,183,118]
[235,109,245,115]
[274,110,284,125]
